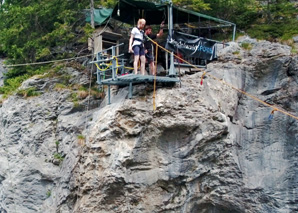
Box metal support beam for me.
[232,24,236,41]
[168,0,176,77]
[112,46,116,80]
[169,52,176,76]
[108,85,111,105]
[96,52,101,84]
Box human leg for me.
[140,55,146,75]
[149,62,156,75]
[139,46,146,75]
[132,45,141,74]
[133,55,140,74]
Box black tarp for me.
[166,31,217,60]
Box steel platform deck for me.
[99,73,179,85]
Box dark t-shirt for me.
[144,34,157,51]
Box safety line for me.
[147,36,298,121]
[3,54,93,67]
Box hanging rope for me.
[145,36,298,121]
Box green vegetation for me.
[54,83,69,91]
[53,153,64,163]
[77,134,86,146]
[241,43,253,50]
[77,134,85,140]
[16,87,41,98]
[46,190,51,198]
[55,141,60,153]
[204,0,298,42]
[0,0,297,97]
[173,0,210,11]
[0,0,92,95]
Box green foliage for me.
[202,0,298,41]
[78,24,95,43]
[173,0,210,11]
[0,74,29,96]
[242,0,298,41]
[247,21,298,41]
[0,65,50,96]
[0,0,89,75]
[99,0,117,8]
[53,152,64,164]
[55,141,60,153]
[46,190,51,198]
[16,87,41,98]
[241,43,252,50]
[54,83,68,90]
[203,0,256,24]
[77,134,85,140]
[69,92,79,102]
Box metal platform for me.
[100,73,179,104]
[90,43,180,104]
[100,73,179,85]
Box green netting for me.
[85,8,113,25]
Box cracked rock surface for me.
[0,39,297,212]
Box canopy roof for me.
[87,0,234,27]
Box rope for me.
[146,36,298,121]
[94,62,111,71]
[94,56,119,74]
[3,54,93,67]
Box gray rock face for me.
[0,68,99,212]
[0,40,297,213]
[0,59,6,87]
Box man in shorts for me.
[129,18,146,75]
[144,21,164,75]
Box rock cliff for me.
[0,39,297,213]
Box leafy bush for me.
[0,74,29,96]
[0,0,89,78]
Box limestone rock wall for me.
[0,39,297,213]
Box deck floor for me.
[99,74,179,85]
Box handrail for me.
[89,53,125,64]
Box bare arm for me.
[157,21,164,38]
[129,34,134,53]
[157,28,163,38]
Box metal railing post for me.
[168,0,176,77]
[108,85,111,105]
[112,46,116,80]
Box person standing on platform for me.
[144,21,164,75]
[129,18,146,75]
